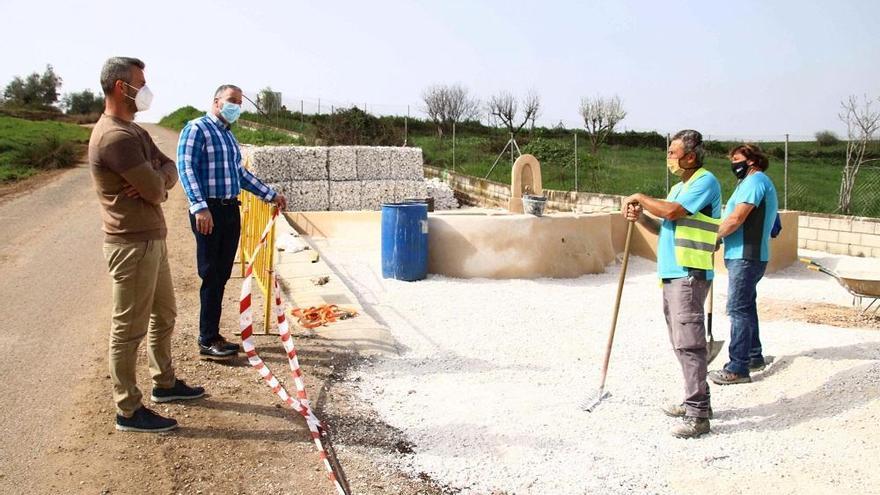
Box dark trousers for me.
[189,201,240,346]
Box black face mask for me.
[731,160,748,180]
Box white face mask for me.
[124,82,153,112]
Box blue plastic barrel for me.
[381,203,428,281]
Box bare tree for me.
[422,86,447,137]
[257,86,282,114]
[421,83,480,138]
[487,89,541,138]
[487,91,516,132]
[446,85,481,127]
[524,89,541,135]
[579,95,627,153]
[838,94,880,214]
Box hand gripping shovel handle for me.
[583,220,634,412]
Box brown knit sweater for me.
[89,114,177,243]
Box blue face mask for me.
[219,102,241,124]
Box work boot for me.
[709,369,751,385]
[661,402,713,419]
[670,416,710,439]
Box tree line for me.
[1,64,104,116]
[421,84,626,154]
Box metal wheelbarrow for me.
[800,258,880,314]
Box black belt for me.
[207,198,240,206]
[662,268,708,284]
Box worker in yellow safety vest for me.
[621,129,721,439]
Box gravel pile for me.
[313,238,880,495]
[425,178,459,210]
[245,145,426,210]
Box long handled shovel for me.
[582,220,634,412]
[706,282,724,364]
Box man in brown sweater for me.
[90,57,204,433]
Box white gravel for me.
[425,178,459,210]
[317,238,880,495]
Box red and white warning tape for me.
[239,210,348,495]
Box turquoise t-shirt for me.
[723,172,779,261]
[657,170,722,280]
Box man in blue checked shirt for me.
[177,84,287,360]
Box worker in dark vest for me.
[710,144,779,385]
[622,129,721,438]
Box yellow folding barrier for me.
[238,156,277,334]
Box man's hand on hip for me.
[272,193,287,211]
[195,209,214,235]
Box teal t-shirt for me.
[723,172,779,261]
[657,170,722,280]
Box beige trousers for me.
[103,240,176,417]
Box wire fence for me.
[237,89,880,218]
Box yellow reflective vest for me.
[672,168,720,270]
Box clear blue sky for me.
[2,0,878,139]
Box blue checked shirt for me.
[177,113,276,214]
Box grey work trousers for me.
[662,276,711,418]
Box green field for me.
[0,115,90,182]
[158,106,303,146]
[158,106,880,217]
[412,133,880,217]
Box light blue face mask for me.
[219,101,241,124]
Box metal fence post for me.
[452,122,456,173]
[300,100,304,131]
[574,131,579,192]
[784,133,789,210]
[510,132,514,169]
[318,98,321,114]
[404,105,409,147]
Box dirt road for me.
[0,124,439,495]
[0,157,111,492]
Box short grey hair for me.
[214,84,242,98]
[672,129,705,168]
[100,57,145,95]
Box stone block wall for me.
[798,214,880,257]
[245,146,427,211]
